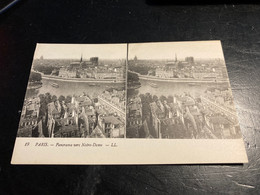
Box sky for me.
[128,41,225,60]
[33,41,224,60]
[34,43,127,59]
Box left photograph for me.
[17,44,127,138]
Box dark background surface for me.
[0,0,260,194]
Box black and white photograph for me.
[11,41,248,165]
[4,1,259,193]
[127,41,242,139]
[17,44,126,138]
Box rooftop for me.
[210,116,231,125]
[102,115,123,125]
[90,125,105,138]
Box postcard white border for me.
[11,138,248,164]
[11,41,249,165]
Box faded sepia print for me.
[127,41,242,139]
[17,42,243,140]
[12,41,248,165]
[18,44,126,138]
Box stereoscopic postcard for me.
[11,41,248,164]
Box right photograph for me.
[126,41,242,139]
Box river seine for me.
[26,78,125,99]
[25,77,228,100]
[138,79,229,98]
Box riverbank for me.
[41,74,125,83]
[128,70,229,84]
[27,85,42,90]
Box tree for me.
[52,95,57,102]
[128,71,139,82]
[65,95,72,103]
[145,93,152,103]
[132,89,139,97]
[139,94,145,102]
[159,95,167,103]
[152,95,158,102]
[38,94,48,118]
[93,98,98,103]
[128,65,154,75]
[127,89,139,98]
[34,65,56,75]
[60,105,65,118]
[29,72,42,82]
[58,95,65,102]
[167,95,174,103]
[45,93,52,103]
[39,94,45,103]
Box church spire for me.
[175,53,177,62]
[80,54,83,63]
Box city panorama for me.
[126,42,242,139]
[17,44,127,138]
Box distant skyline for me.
[128,41,225,60]
[34,44,127,59]
[34,41,225,61]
